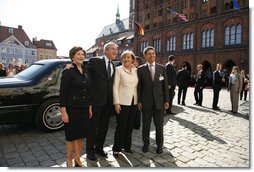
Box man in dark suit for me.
[165,55,177,115]
[86,42,118,161]
[177,63,191,106]
[194,64,206,106]
[137,46,169,154]
[212,63,224,110]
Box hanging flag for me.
[166,8,188,22]
[133,21,144,36]
[232,0,240,10]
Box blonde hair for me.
[232,66,240,73]
[121,50,135,63]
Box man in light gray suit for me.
[137,46,169,154]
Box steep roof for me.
[33,39,57,50]
[0,25,36,48]
[97,18,129,38]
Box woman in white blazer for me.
[112,50,138,157]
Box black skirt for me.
[64,108,89,141]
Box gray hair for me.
[103,42,118,54]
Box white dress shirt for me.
[104,56,113,77]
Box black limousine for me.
[0,59,75,132]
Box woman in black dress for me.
[60,46,92,167]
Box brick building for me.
[133,0,249,76]
[87,6,134,61]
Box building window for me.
[236,24,242,44]
[167,35,176,52]
[153,39,161,53]
[8,28,13,34]
[46,42,52,47]
[183,32,194,50]
[203,0,208,2]
[230,25,236,45]
[225,24,242,46]
[24,41,29,46]
[140,40,148,53]
[225,26,230,45]
[202,28,215,48]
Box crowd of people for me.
[58,42,249,167]
[0,62,27,77]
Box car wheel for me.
[35,98,64,132]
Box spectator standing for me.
[86,42,118,161]
[212,63,225,110]
[137,46,169,154]
[176,63,191,106]
[0,63,6,77]
[60,46,92,167]
[6,63,16,77]
[165,55,177,115]
[228,66,242,114]
[240,70,249,101]
[112,50,138,157]
[194,64,206,106]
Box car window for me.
[14,64,43,80]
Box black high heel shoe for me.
[74,159,83,167]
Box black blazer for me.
[195,70,206,88]
[166,63,177,88]
[138,63,169,110]
[212,70,222,90]
[60,64,91,109]
[177,68,191,87]
[87,56,115,107]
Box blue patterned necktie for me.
[107,61,111,78]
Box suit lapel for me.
[101,57,108,79]
[145,64,153,83]
[154,64,160,83]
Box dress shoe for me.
[156,147,163,154]
[182,102,186,106]
[113,151,120,158]
[193,103,198,105]
[97,150,108,157]
[167,110,176,115]
[124,149,133,154]
[74,159,83,167]
[142,145,148,153]
[213,107,220,110]
[87,153,97,161]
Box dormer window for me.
[46,42,52,47]
[8,28,13,34]
[24,41,29,46]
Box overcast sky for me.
[0,0,129,56]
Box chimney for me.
[33,37,37,43]
[18,25,22,30]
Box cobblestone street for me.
[0,87,250,168]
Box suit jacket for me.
[195,70,206,88]
[86,56,115,107]
[60,64,91,109]
[113,66,138,106]
[166,62,177,88]
[138,63,169,110]
[212,70,223,91]
[177,68,191,87]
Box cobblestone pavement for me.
[0,87,250,168]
